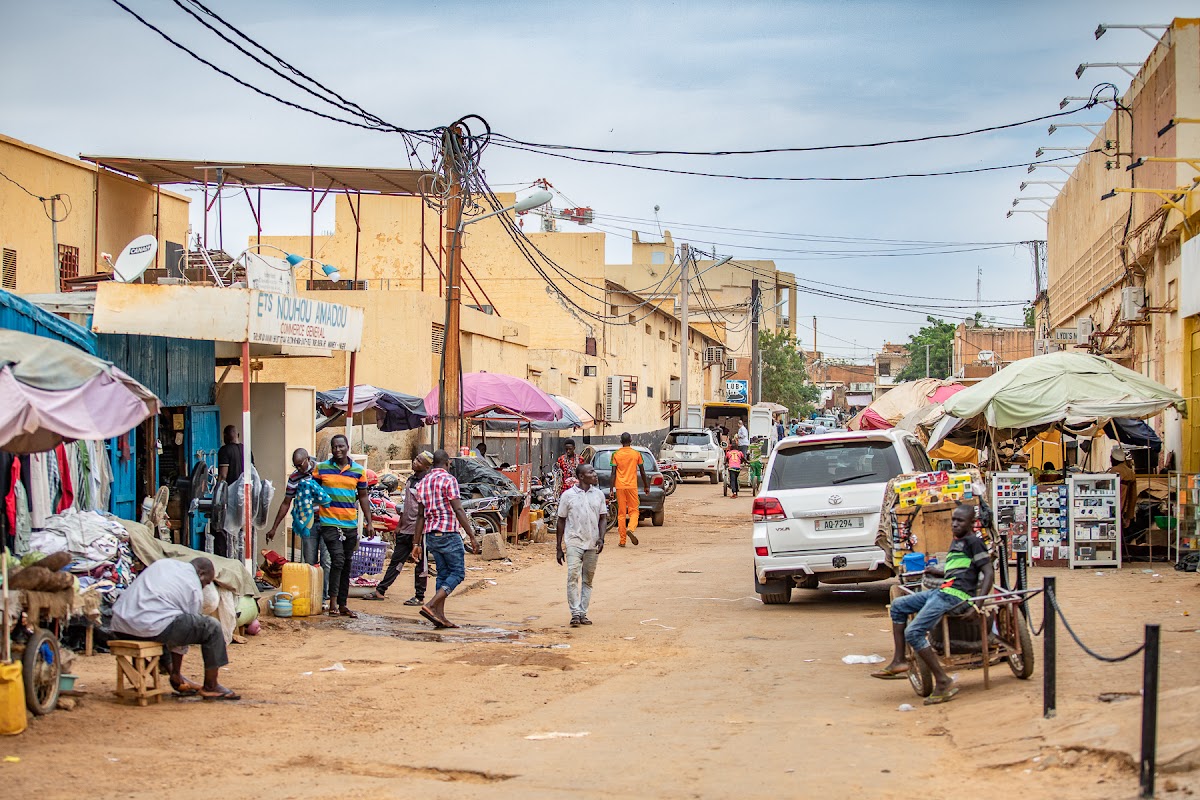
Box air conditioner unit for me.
[703,346,725,365]
[604,376,625,423]
[724,357,737,373]
[669,378,680,402]
[1120,286,1146,322]
[1077,317,1095,339]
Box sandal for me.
[870,667,910,680]
[200,688,241,701]
[170,677,201,696]
[403,597,424,606]
[338,607,359,619]
[419,607,447,629]
[924,685,960,705]
[361,592,385,601]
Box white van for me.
[751,429,932,604]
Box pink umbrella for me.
[424,372,562,422]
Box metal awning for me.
[79,155,435,196]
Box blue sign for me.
[724,379,749,403]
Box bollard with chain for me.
[1140,624,1161,798]
[1043,576,1056,719]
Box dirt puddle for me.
[336,612,530,644]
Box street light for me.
[285,253,341,283]
[1095,23,1168,43]
[460,189,553,229]
[1076,62,1142,80]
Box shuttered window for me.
[58,244,79,290]
[432,323,445,354]
[1,249,15,291]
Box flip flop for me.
[870,667,910,680]
[360,592,385,601]
[403,597,424,606]
[628,532,639,545]
[338,608,359,619]
[923,685,961,705]
[170,679,201,697]
[200,689,241,702]
[419,607,447,629]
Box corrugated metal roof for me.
[0,289,96,353]
[95,334,214,407]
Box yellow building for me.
[0,134,190,294]
[1043,17,1200,469]
[257,193,725,437]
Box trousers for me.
[128,613,229,670]
[616,488,640,544]
[890,589,964,651]
[301,533,330,600]
[319,525,360,607]
[425,532,466,595]
[377,533,428,599]
[566,546,599,617]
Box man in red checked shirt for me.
[555,439,582,497]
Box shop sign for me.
[248,291,363,351]
[724,379,749,403]
[1052,327,1077,342]
[244,253,296,295]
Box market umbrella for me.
[553,395,595,429]
[316,384,427,432]
[930,351,1186,449]
[848,379,963,431]
[0,329,159,453]
[424,372,563,422]
[479,394,594,431]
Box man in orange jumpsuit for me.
[611,432,650,547]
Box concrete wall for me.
[953,326,1035,375]
[0,134,189,294]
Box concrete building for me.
[1040,17,1199,469]
[952,324,1035,379]
[873,342,909,398]
[0,133,190,294]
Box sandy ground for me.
[4,482,1199,799]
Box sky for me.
[1,0,1191,361]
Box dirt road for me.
[6,482,1199,798]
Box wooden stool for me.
[108,640,172,706]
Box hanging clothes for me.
[54,443,74,513]
[92,440,112,511]
[12,482,31,556]
[28,452,51,530]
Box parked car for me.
[579,445,667,527]
[659,428,725,484]
[751,429,933,604]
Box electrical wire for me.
[0,169,71,222]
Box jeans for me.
[425,532,466,595]
[377,533,428,599]
[890,589,964,651]
[727,468,741,494]
[301,533,331,600]
[566,546,599,618]
[319,525,359,607]
[127,613,229,670]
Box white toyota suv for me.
[659,428,725,484]
[751,429,932,604]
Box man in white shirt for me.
[734,419,751,457]
[111,557,239,701]
[555,463,608,628]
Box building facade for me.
[874,342,909,398]
[952,324,1036,379]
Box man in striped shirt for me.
[314,434,372,618]
[414,449,478,629]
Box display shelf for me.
[1068,473,1121,569]
[1168,472,1200,560]
[991,471,1032,566]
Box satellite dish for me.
[978,350,995,363]
[112,234,158,283]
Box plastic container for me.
[281,562,320,617]
[350,540,387,580]
[0,661,26,735]
[901,552,926,574]
[58,673,78,692]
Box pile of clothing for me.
[28,509,133,590]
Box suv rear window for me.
[594,450,657,471]
[666,432,711,447]
[767,440,903,491]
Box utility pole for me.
[678,243,691,428]
[439,126,465,453]
[926,343,931,378]
[50,195,59,292]
[750,279,761,403]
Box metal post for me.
[346,354,357,460]
[241,341,254,573]
[750,279,761,404]
[1043,575,1056,719]
[1140,624,1161,798]
[679,243,690,428]
[440,126,465,453]
[50,196,59,292]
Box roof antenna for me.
[653,205,662,238]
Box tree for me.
[759,330,820,415]
[896,316,956,381]
[1023,305,1036,328]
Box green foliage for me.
[759,330,820,415]
[896,316,956,381]
[1023,305,1036,328]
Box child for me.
[725,444,744,498]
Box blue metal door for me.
[108,432,138,519]
[185,405,222,545]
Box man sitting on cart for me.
[872,505,994,705]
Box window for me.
[767,440,903,491]
[585,336,597,356]
[431,323,445,354]
[666,432,713,447]
[659,330,666,340]
[1,249,15,291]
[878,362,891,377]
[651,251,666,265]
[672,343,679,353]
[610,305,619,316]
[584,366,598,377]
[628,314,636,324]
[904,439,933,473]
[58,244,79,291]
[646,385,654,398]
[645,323,652,335]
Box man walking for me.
[556,463,607,627]
[265,447,331,600]
[611,433,649,547]
[554,439,582,497]
[362,451,431,605]
[414,450,479,629]
[314,434,372,618]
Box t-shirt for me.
[557,485,607,550]
[111,559,202,638]
[726,449,744,470]
[611,447,642,489]
[314,459,368,529]
[940,533,990,601]
[218,443,245,484]
[735,426,750,447]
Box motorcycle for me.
[529,469,559,530]
[462,495,504,543]
[658,459,680,497]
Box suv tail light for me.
[652,475,663,486]
[754,546,769,557]
[752,496,786,521]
